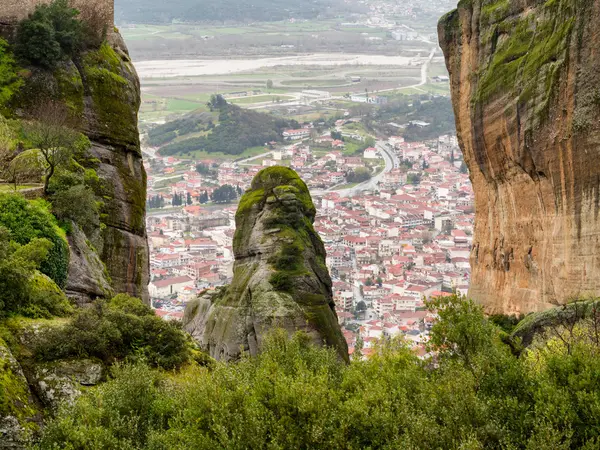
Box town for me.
[143,115,473,359]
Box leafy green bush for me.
[0,39,22,111]
[34,294,190,370]
[35,298,600,449]
[0,226,70,318]
[14,0,92,69]
[51,184,99,236]
[0,194,69,288]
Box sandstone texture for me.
[184,167,349,362]
[11,31,149,303]
[439,0,600,314]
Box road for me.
[311,140,397,198]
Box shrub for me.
[35,299,600,449]
[15,0,83,69]
[0,194,69,288]
[0,226,69,318]
[0,39,23,111]
[35,295,190,370]
[51,184,99,236]
[269,271,294,291]
[21,272,73,318]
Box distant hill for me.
[115,0,346,24]
[155,96,299,156]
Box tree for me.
[266,79,273,90]
[15,0,83,69]
[21,102,81,195]
[211,184,238,204]
[346,167,371,183]
[195,163,211,175]
[460,161,468,174]
[51,184,99,236]
[331,130,342,140]
[199,191,209,204]
[364,136,376,148]
[186,192,193,205]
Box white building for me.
[149,276,194,298]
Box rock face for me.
[184,167,349,362]
[439,0,600,314]
[12,31,149,303]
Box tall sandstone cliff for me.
[5,29,149,303]
[439,0,600,314]
[184,167,349,362]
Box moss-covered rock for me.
[0,338,38,446]
[512,299,600,348]
[185,167,349,362]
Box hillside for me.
[156,96,299,156]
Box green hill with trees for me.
[156,95,299,156]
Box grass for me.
[166,98,207,112]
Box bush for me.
[15,0,83,69]
[0,194,69,288]
[0,39,22,111]
[35,299,600,449]
[269,271,293,291]
[51,184,99,236]
[0,226,69,318]
[35,294,190,370]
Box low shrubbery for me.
[34,294,191,370]
[0,226,71,318]
[0,194,69,288]
[34,296,600,448]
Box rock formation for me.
[184,167,349,362]
[10,31,149,303]
[439,0,600,314]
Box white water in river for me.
[134,53,417,78]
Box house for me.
[363,147,379,159]
[283,129,310,140]
[149,276,194,298]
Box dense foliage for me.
[0,39,23,112]
[158,97,298,156]
[346,167,371,183]
[115,0,348,24]
[211,184,242,204]
[0,226,71,318]
[34,296,600,448]
[34,294,191,370]
[15,0,83,69]
[147,112,214,147]
[0,194,69,288]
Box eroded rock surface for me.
[439,0,600,314]
[184,167,349,362]
[12,31,149,303]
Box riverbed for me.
[134,53,418,78]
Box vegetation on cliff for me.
[34,295,600,448]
